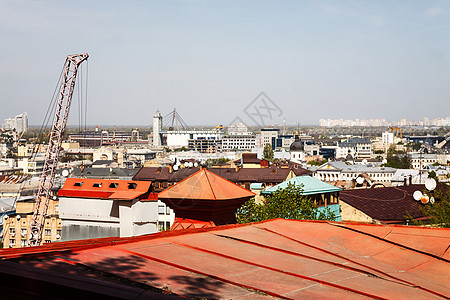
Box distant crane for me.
[28,53,88,246]
[389,126,402,139]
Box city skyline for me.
[1,1,449,126]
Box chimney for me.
[409,175,412,186]
[404,177,407,186]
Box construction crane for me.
[389,126,402,139]
[28,53,89,246]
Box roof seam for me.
[115,247,286,299]
[331,223,450,264]
[258,226,447,297]
[171,241,389,299]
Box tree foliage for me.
[263,143,274,161]
[382,145,411,169]
[206,158,230,167]
[307,159,328,166]
[420,187,450,228]
[236,182,337,224]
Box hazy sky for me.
[1,0,449,127]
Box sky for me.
[0,0,449,127]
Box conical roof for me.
[158,168,255,201]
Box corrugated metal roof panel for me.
[1,219,448,299]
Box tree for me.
[263,143,274,161]
[206,158,230,167]
[236,182,337,224]
[307,158,328,166]
[382,145,411,169]
[415,185,450,228]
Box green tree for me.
[206,158,230,167]
[418,186,450,228]
[382,145,411,169]
[263,143,274,161]
[307,159,328,166]
[236,182,336,224]
[407,142,422,152]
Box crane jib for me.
[27,53,89,247]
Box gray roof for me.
[319,161,396,173]
[71,167,139,179]
[339,137,371,147]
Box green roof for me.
[262,176,342,195]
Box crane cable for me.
[13,62,65,208]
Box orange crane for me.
[28,53,88,246]
[389,126,402,139]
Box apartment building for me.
[336,138,373,159]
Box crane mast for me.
[28,53,88,246]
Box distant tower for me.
[153,110,162,146]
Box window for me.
[158,205,165,215]
[128,183,137,189]
[55,205,59,213]
[45,240,51,244]
[166,221,171,230]
[21,239,27,247]
[74,182,83,187]
[57,229,62,235]
[9,239,15,246]
[45,229,51,236]
[93,183,102,188]
[21,228,27,236]
[9,228,15,235]
[166,206,171,214]
[157,221,165,232]
[109,182,119,188]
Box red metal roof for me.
[158,169,255,201]
[58,178,152,200]
[1,219,449,299]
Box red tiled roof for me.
[1,219,449,299]
[58,178,152,200]
[340,184,429,223]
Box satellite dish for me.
[173,165,179,171]
[413,190,422,201]
[188,162,193,168]
[420,194,429,204]
[62,169,69,177]
[194,162,198,168]
[362,159,368,164]
[356,176,364,184]
[425,178,437,191]
[184,162,189,167]
[430,197,435,204]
